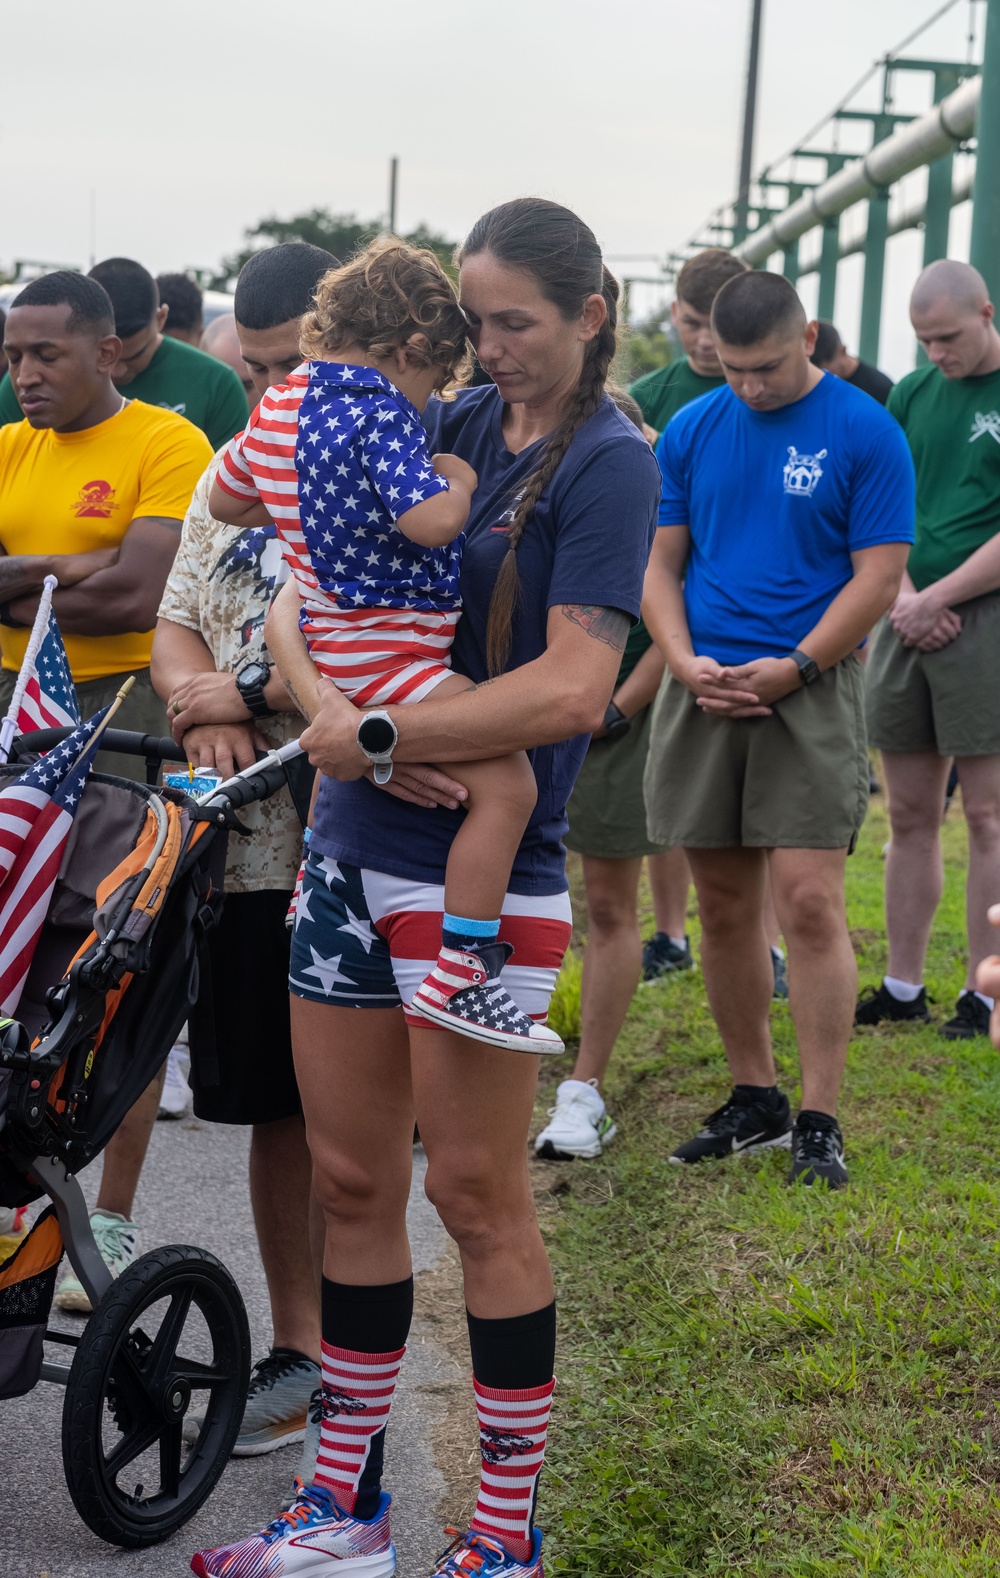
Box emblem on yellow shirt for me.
[74,479,116,518]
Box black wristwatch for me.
[601,701,631,743]
[788,648,821,686]
[235,659,276,719]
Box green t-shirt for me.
[887,362,1000,591]
[628,356,725,436]
[0,333,248,450]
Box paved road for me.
[0,1108,458,1578]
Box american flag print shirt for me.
[217,362,462,619]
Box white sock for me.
[883,975,924,1002]
[560,1078,604,1108]
[668,935,687,951]
[960,987,996,1011]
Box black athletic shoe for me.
[854,982,930,1026]
[771,947,789,1000]
[940,992,991,1041]
[642,931,694,981]
[788,1111,847,1188]
[669,1088,792,1164]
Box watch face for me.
[359,714,396,755]
[238,662,269,690]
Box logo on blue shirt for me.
[783,446,827,498]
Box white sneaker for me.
[534,1079,617,1161]
[157,1043,191,1119]
[54,1209,140,1313]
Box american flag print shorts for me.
[300,605,462,707]
[288,853,572,1027]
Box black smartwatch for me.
[788,648,821,686]
[235,659,276,719]
[601,701,631,743]
[357,710,399,784]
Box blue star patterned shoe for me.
[410,942,564,1054]
[190,1480,396,1576]
[429,1528,544,1577]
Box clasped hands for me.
[677,653,801,717]
[300,678,468,812]
[888,587,961,651]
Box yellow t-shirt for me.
[0,400,213,681]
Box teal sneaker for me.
[54,1209,139,1314]
[184,1346,320,1456]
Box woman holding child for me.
[193,198,659,1578]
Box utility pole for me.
[388,157,399,235]
[733,0,764,244]
[970,0,1000,301]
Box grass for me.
[534,793,1000,1577]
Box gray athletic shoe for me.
[282,1386,323,1507]
[184,1347,320,1456]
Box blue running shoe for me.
[191,1481,396,1576]
[430,1529,544,1577]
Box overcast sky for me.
[0,0,982,377]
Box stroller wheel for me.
[61,1243,250,1548]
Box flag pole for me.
[0,575,59,764]
[67,674,136,774]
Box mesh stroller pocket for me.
[0,1206,62,1399]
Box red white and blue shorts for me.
[300,604,461,707]
[289,852,573,1027]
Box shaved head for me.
[909,259,1000,380]
[911,259,990,317]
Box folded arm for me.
[0,544,121,602]
[6,517,185,635]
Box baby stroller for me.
[0,726,300,1549]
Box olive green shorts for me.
[0,665,168,783]
[643,657,869,850]
[865,592,1000,757]
[565,704,668,861]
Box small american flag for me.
[15,612,80,733]
[0,705,110,1013]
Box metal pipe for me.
[736,74,981,264]
[797,166,975,276]
[970,0,1000,299]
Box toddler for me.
[211,239,562,1054]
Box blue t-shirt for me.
[656,371,915,664]
[310,385,660,894]
[298,363,461,612]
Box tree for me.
[207,208,458,291]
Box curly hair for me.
[299,237,472,392]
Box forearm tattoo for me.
[561,604,630,653]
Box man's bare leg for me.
[881,750,952,984]
[95,1068,165,1218]
[768,847,855,1116]
[686,847,774,1084]
[571,856,644,1088]
[250,1114,322,1360]
[647,847,691,940]
[955,755,1000,987]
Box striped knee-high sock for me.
[470,1378,554,1560]
[313,1343,405,1514]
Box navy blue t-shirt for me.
[310,384,660,894]
[656,371,915,664]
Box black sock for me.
[321,1276,413,1518]
[734,1083,783,1109]
[466,1301,556,1389]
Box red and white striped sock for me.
[469,1377,554,1561]
[312,1342,405,1513]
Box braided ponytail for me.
[458,201,620,675]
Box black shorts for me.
[187,889,300,1126]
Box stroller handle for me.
[13,726,189,765]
